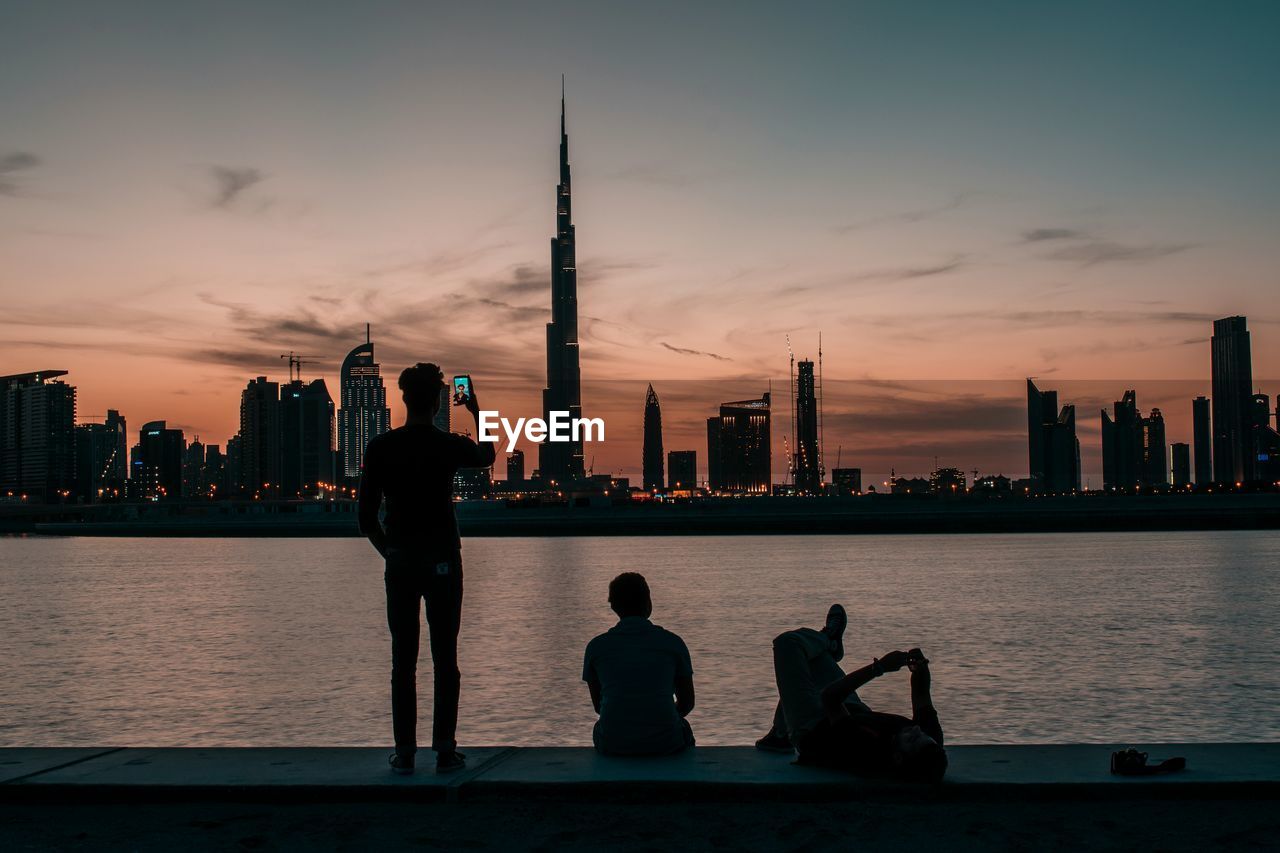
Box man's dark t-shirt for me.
[359,424,493,555]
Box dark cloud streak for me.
[0,151,40,196]
[660,342,732,361]
[209,166,266,209]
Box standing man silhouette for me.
[359,362,496,774]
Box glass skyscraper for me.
[338,331,390,479]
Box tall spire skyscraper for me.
[642,384,664,492]
[539,82,585,486]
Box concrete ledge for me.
[3,744,1278,803]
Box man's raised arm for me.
[463,388,498,468]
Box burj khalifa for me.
[539,86,586,486]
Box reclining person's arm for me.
[910,661,944,745]
[821,650,910,722]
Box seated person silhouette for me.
[756,605,947,782]
[582,573,696,756]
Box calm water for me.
[1,532,1278,747]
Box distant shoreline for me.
[5,494,1280,538]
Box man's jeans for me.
[771,627,868,746]
[385,548,463,756]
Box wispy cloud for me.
[848,256,967,284]
[1041,240,1194,266]
[660,342,732,361]
[478,263,546,297]
[208,166,266,209]
[1021,227,1085,242]
[0,151,40,197]
[835,193,976,234]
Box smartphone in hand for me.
[452,375,473,407]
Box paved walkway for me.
[3,744,1278,802]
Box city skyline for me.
[3,2,1280,487]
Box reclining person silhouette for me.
[756,604,947,782]
[583,573,696,756]
[358,362,496,775]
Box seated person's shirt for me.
[582,616,693,755]
[798,706,944,776]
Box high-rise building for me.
[74,408,127,501]
[1254,397,1280,483]
[433,387,450,434]
[454,466,491,500]
[708,393,771,494]
[1192,396,1212,485]
[793,360,821,493]
[137,420,185,499]
[507,449,526,483]
[1103,391,1170,490]
[74,424,113,501]
[183,437,206,497]
[338,331,390,480]
[224,434,242,497]
[0,370,76,502]
[1027,379,1079,493]
[931,467,967,494]
[240,376,281,498]
[281,378,335,498]
[1171,443,1191,488]
[1102,390,1141,492]
[831,467,862,496]
[1142,407,1168,487]
[706,417,722,492]
[667,450,696,491]
[1211,316,1254,484]
[128,442,143,495]
[204,444,225,498]
[643,384,664,492]
[539,89,586,487]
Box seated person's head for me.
[892,725,947,783]
[399,362,445,418]
[608,572,652,619]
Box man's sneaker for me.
[388,752,415,775]
[755,732,794,754]
[823,603,847,662]
[435,750,467,773]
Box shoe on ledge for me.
[436,750,467,773]
[755,732,794,754]
[388,752,415,775]
[823,603,847,662]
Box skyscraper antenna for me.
[366,323,370,345]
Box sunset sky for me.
[2,1,1277,485]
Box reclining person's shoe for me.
[755,732,794,754]
[823,603,847,662]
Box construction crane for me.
[279,352,320,382]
